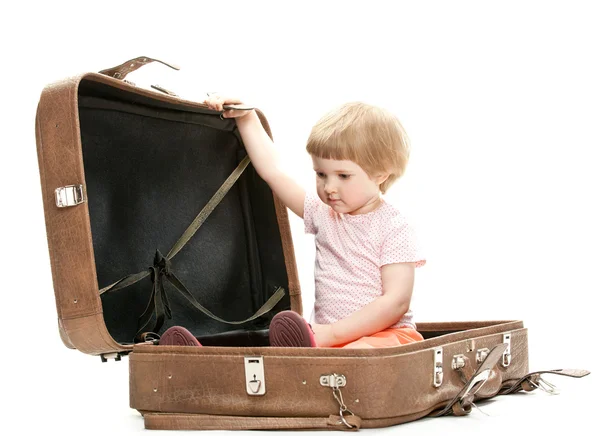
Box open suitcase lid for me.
[35,56,302,358]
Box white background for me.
[2,1,598,434]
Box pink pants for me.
[329,327,424,349]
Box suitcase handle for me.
[99,56,180,80]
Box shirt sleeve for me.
[304,191,321,235]
[379,216,426,268]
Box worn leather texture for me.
[35,69,301,355]
[98,56,180,80]
[130,322,529,430]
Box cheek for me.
[345,180,374,199]
[344,179,362,193]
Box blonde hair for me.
[305,102,410,194]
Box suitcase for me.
[35,56,589,431]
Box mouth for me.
[328,198,340,203]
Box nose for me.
[324,181,336,195]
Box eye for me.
[338,174,351,180]
[316,172,326,178]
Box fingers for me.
[203,93,244,113]
[221,108,248,118]
[203,94,252,119]
[203,94,224,112]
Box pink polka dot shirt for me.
[304,191,426,329]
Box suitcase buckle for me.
[55,184,85,208]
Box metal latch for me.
[55,184,85,208]
[244,356,266,396]
[476,348,490,364]
[320,374,347,388]
[452,354,466,370]
[433,347,443,387]
[320,374,356,429]
[502,333,512,367]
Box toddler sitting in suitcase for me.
[160,95,426,349]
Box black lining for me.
[78,79,290,344]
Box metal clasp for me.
[320,374,346,388]
[529,376,560,395]
[476,348,490,364]
[502,333,512,367]
[244,356,266,396]
[320,374,356,429]
[433,347,444,387]
[55,184,85,208]
[452,354,466,370]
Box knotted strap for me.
[99,155,285,339]
[499,369,590,395]
[434,344,590,418]
[135,249,174,337]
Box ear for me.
[373,172,390,186]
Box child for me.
[160,96,426,349]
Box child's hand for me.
[311,323,338,347]
[203,94,254,119]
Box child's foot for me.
[269,310,317,347]
[159,326,202,346]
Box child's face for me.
[312,156,387,215]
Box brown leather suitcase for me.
[35,56,588,431]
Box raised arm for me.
[235,111,306,219]
[204,95,305,219]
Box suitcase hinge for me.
[244,356,266,396]
[100,351,128,363]
[433,347,444,387]
[502,333,512,367]
[55,184,85,208]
